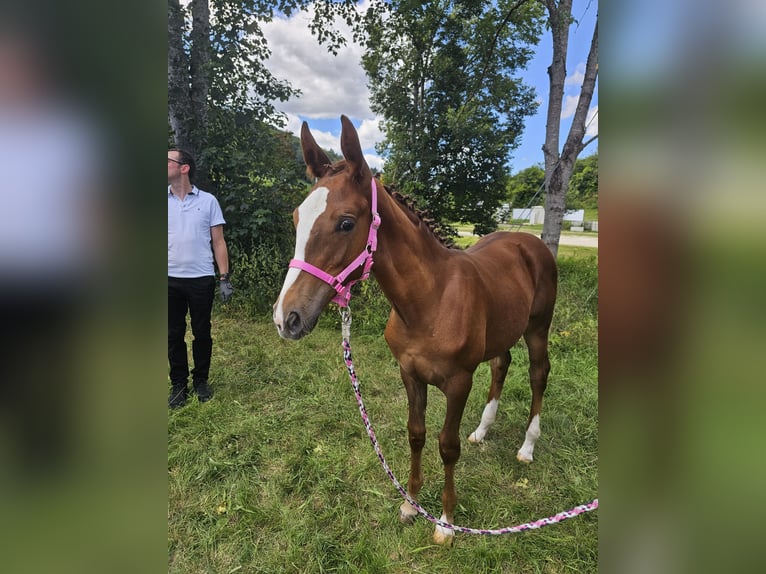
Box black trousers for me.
[168,276,216,388]
[0,292,79,475]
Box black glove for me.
[219,274,234,303]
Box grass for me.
[168,255,598,573]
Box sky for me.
[261,0,598,173]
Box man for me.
[167,149,233,408]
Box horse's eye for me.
[338,218,355,232]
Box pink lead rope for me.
[340,310,598,535]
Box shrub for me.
[225,240,292,316]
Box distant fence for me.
[510,207,585,224]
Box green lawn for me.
[168,255,598,573]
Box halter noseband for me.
[288,179,380,308]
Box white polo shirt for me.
[168,186,226,278]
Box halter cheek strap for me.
[289,179,380,307]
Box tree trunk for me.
[168,0,194,151]
[167,0,212,187]
[540,1,598,258]
[189,0,210,155]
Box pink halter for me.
[289,179,381,307]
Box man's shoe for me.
[168,385,188,409]
[194,382,214,403]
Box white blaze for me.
[274,187,330,330]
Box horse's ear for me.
[301,121,331,180]
[340,115,371,182]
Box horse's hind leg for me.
[468,350,511,444]
[517,326,551,463]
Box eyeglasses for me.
[168,158,184,165]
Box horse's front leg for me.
[433,377,472,546]
[399,370,427,524]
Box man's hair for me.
[169,148,196,183]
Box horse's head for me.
[274,115,376,339]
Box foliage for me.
[170,254,598,572]
[205,111,306,250]
[507,154,598,212]
[362,0,544,236]
[169,1,365,313]
[171,1,361,125]
[566,152,598,209]
[202,110,312,314]
[206,0,297,117]
[507,164,545,208]
[550,254,598,353]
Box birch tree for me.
[167,0,358,161]
[540,0,598,257]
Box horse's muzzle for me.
[275,309,316,340]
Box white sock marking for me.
[517,414,541,462]
[274,187,330,331]
[435,513,453,540]
[469,399,498,443]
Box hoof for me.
[433,528,454,546]
[399,510,416,524]
[467,432,483,444]
[516,451,533,464]
[399,502,418,524]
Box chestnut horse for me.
[274,116,557,545]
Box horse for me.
[273,116,558,545]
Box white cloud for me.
[560,98,598,138]
[279,113,346,152]
[303,128,386,170]
[565,62,586,87]
[309,128,343,154]
[585,105,598,138]
[261,3,386,168]
[262,8,374,121]
[281,113,303,137]
[357,118,384,151]
[561,94,579,119]
[560,61,597,135]
[284,116,385,171]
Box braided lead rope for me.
[341,332,598,535]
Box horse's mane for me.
[383,184,457,249]
[319,161,457,249]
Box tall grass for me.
[168,255,598,572]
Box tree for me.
[168,0,196,153]
[566,152,597,209]
[540,1,598,256]
[167,0,362,312]
[508,164,546,208]
[167,0,359,165]
[168,0,295,168]
[361,0,544,235]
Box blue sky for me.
[262,0,598,173]
[512,0,598,169]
